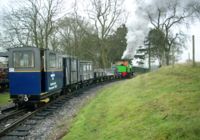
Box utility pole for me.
[192,35,195,67]
[148,43,151,71]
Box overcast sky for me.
[0,0,199,63]
[122,0,200,63]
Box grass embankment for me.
[0,92,10,106]
[62,64,200,140]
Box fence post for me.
[192,35,195,67]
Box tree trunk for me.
[165,51,170,65]
[100,47,108,68]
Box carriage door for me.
[45,50,63,92]
[40,50,46,93]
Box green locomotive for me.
[113,60,133,78]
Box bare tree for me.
[87,0,125,68]
[142,0,193,65]
[3,0,62,49]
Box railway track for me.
[0,109,26,122]
[0,110,33,138]
[0,94,74,139]
[0,104,17,114]
[0,80,117,139]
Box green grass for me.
[0,92,10,106]
[62,64,200,140]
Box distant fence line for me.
[132,66,149,73]
[132,65,159,73]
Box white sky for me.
[182,23,200,62]
[122,0,200,63]
[0,0,199,63]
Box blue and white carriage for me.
[9,47,63,103]
[8,47,116,105]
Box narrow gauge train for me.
[114,60,133,78]
[8,47,120,105]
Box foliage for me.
[56,16,99,59]
[62,64,200,140]
[2,0,62,49]
[147,28,166,66]
[136,0,194,66]
[107,24,128,63]
[148,29,165,51]
[56,16,127,68]
[146,28,187,66]
[0,0,127,68]
[87,0,126,68]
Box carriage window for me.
[13,51,34,68]
[49,53,56,68]
[83,64,87,72]
[71,60,77,71]
[80,64,83,72]
[58,57,62,69]
[89,64,92,71]
[87,64,90,71]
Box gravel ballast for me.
[26,81,120,140]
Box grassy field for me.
[62,64,200,140]
[0,92,10,106]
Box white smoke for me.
[122,0,149,59]
[122,15,149,59]
[122,0,200,60]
